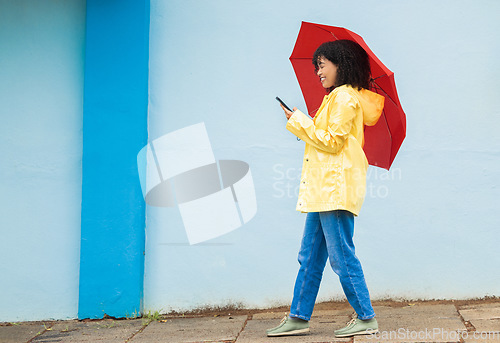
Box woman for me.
[267,40,384,338]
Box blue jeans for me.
[289,210,375,321]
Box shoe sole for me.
[267,327,310,337]
[335,329,379,338]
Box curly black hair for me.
[312,40,371,92]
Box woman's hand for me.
[280,103,297,120]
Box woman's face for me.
[316,56,338,89]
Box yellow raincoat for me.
[286,84,384,216]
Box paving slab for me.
[252,312,289,320]
[31,319,145,343]
[354,304,466,343]
[0,322,51,343]
[312,309,357,318]
[463,330,500,343]
[130,315,247,343]
[468,318,500,333]
[252,309,353,320]
[236,315,351,343]
[370,304,461,319]
[458,303,500,335]
[459,306,500,321]
[460,302,500,310]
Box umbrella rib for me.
[372,85,397,164]
[382,107,393,140]
[371,77,405,165]
[382,106,394,163]
[371,80,398,107]
[314,25,340,40]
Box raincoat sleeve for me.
[286,92,357,154]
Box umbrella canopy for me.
[290,21,406,170]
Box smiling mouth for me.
[320,77,326,82]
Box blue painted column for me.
[79,0,150,319]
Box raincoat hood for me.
[357,87,385,126]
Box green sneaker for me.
[334,317,378,337]
[266,316,310,337]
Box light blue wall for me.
[145,0,500,312]
[0,1,86,321]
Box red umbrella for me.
[290,21,406,170]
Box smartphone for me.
[276,96,292,112]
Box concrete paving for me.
[30,319,145,343]
[354,304,466,343]
[132,316,247,343]
[239,309,352,343]
[0,322,47,343]
[459,302,500,343]
[1,300,499,343]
